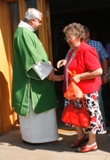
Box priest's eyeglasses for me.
[35,18,42,24]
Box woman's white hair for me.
[24,8,42,22]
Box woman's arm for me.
[71,68,102,83]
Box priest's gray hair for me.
[24,8,43,22]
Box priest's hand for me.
[48,68,55,81]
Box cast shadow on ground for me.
[0,124,110,154]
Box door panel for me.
[9,2,20,40]
[37,0,53,63]
[0,0,18,135]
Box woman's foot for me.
[71,135,88,148]
[76,142,98,152]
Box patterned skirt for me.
[64,92,107,134]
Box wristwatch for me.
[103,73,108,76]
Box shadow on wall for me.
[0,71,12,135]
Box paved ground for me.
[0,122,110,160]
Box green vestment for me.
[12,25,58,116]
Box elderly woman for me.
[54,22,106,152]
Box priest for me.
[12,8,59,143]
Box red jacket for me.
[64,41,102,94]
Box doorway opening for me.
[48,0,110,123]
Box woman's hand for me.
[57,59,67,68]
[71,74,81,83]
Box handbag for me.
[61,101,90,128]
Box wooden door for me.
[0,0,18,135]
[37,0,53,63]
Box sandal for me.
[71,135,88,148]
[76,143,98,153]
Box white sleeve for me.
[32,62,53,80]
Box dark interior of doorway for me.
[49,0,110,124]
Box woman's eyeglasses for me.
[64,36,75,42]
